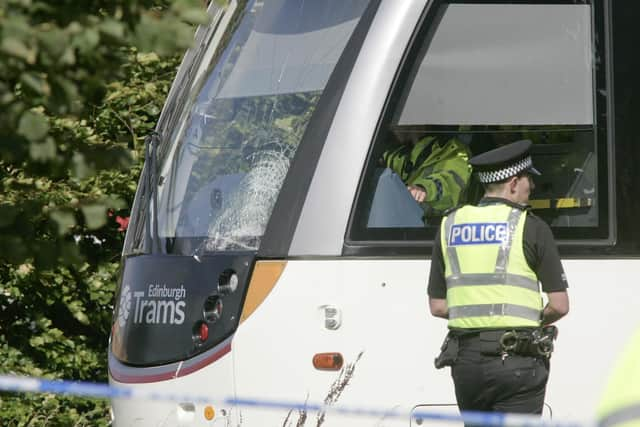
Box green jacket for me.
[383,136,472,216]
[597,327,640,427]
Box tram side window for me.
[349,1,610,244]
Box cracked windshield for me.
[155,0,370,253]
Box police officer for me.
[597,326,640,427]
[383,135,472,217]
[427,139,570,417]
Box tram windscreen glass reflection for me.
[155,0,369,253]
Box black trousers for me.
[451,335,550,418]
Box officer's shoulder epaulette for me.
[523,208,543,221]
[521,210,553,232]
[523,208,551,227]
[443,204,465,216]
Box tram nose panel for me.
[111,253,254,367]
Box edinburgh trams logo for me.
[118,285,132,327]
[117,284,187,326]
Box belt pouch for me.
[479,330,503,356]
[434,333,459,369]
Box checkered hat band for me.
[477,156,532,183]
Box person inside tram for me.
[381,134,473,219]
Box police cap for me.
[470,139,541,184]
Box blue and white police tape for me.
[0,374,587,427]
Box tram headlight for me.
[218,269,238,295]
[203,295,223,323]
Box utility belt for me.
[434,325,558,369]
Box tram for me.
[109,0,640,425]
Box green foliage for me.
[0,0,192,423]
[0,0,208,266]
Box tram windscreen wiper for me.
[144,132,161,254]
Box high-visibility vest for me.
[597,327,640,427]
[383,136,472,216]
[441,203,543,329]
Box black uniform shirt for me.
[427,197,569,299]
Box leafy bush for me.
[0,0,197,423]
[0,48,182,427]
